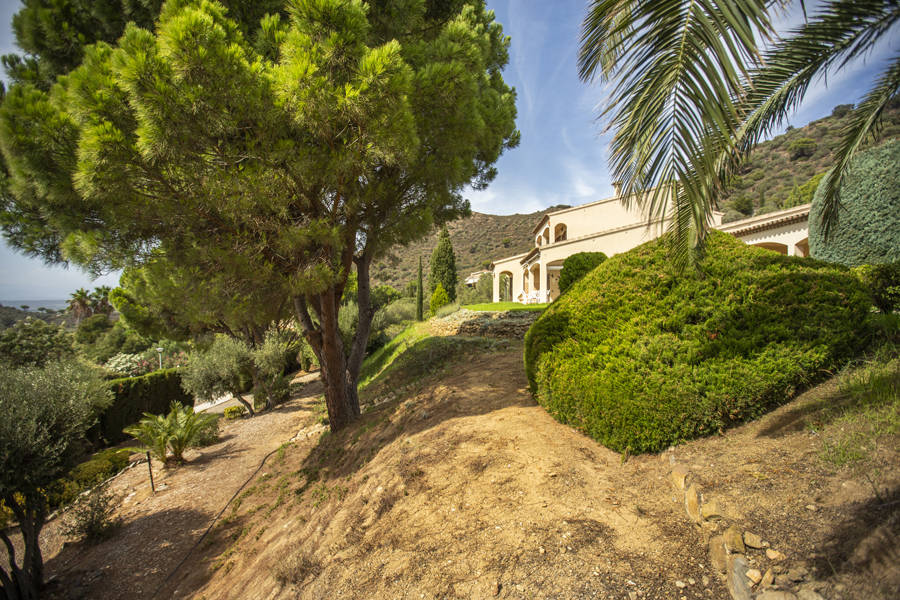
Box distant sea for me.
[0,299,68,311]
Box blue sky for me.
[0,0,896,300]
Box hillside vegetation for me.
[372,208,568,290]
[721,103,900,220]
[525,231,875,454]
[373,103,900,292]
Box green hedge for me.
[809,139,900,266]
[525,231,873,454]
[93,368,191,445]
[558,252,607,295]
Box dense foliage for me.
[430,284,451,314]
[182,336,255,416]
[525,232,873,454]
[854,263,900,315]
[558,252,607,295]
[809,140,900,266]
[0,317,74,367]
[0,0,517,432]
[97,369,191,445]
[430,227,458,302]
[0,361,111,597]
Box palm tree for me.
[578,0,900,265]
[67,287,92,324]
[90,285,113,316]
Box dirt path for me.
[39,374,324,599]
[23,335,899,600]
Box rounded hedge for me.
[809,139,900,266]
[525,231,873,454]
[558,252,607,295]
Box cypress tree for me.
[416,256,424,321]
[430,227,458,302]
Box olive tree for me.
[0,362,111,599]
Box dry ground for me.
[11,325,898,600]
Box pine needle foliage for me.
[0,0,518,432]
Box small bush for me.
[788,137,817,160]
[61,482,120,544]
[525,231,873,454]
[430,284,450,314]
[224,405,247,420]
[558,252,607,295]
[854,263,900,314]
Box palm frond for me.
[737,0,900,151]
[816,54,900,238]
[579,0,772,264]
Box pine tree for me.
[416,256,424,322]
[430,227,458,302]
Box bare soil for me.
[13,329,899,600]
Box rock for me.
[726,555,753,600]
[723,525,746,554]
[746,568,762,584]
[787,566,808,582]
[797,591,825,600]
[805,504,818,512]
[709,535,728,574]
[538,546,544,554]
[701,499,724,521]
[760,568,775,589]
[757,593,797,600]
[670,464,690,490]
[675,580,687,588]
[685,484,701,523]
[743,531,768,549]
[766,548,787,561]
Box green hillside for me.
[721,102,900,221]
[373,207,569,291]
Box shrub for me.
[854,263,900,314]
[224,405,247,420]
[0,317,74,367]
[251,330,292,409]
[47,447,131,508]
[96,369,192,445]
[124,402,218,466]
[809,139,900,266]
[430,283,451,314]
[784,171,825,208]
[788,137,817,159]
[430,227,458,301]
[524,231,873,454]
[832,103,854,118]
[558,252,607,295]
[60,482,120,544]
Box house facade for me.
[490,190,810,304]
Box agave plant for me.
[124,402,217,466]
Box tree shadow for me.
[295,338,532,485]
[41,507,209,600]
[809,483,900,596]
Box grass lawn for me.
[463,302,548,312]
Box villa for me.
[490,186,811,304]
